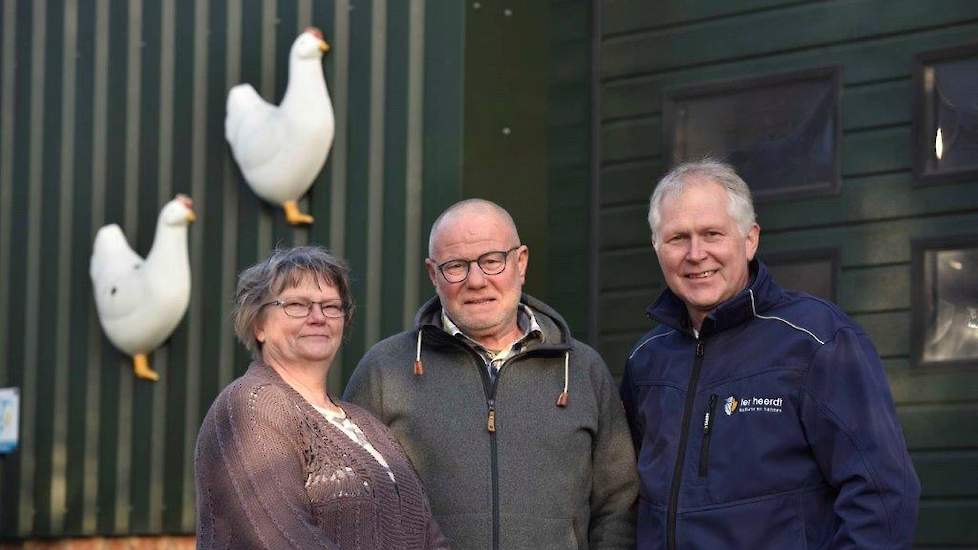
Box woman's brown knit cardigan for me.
[195,363,448,549]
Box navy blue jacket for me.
[621,261,919,549]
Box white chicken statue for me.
[90,195,196,381]
[225,27,334,225]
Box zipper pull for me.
[699,393,720,478]
[696,340,705,358]
[704,394,718,434]
[487,399,496,433]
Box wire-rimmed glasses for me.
[262,300,347,319]
[434,246,522,283]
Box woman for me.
[195,246,447,549]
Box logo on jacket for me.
[736,395,784,414]
[724,395,739,416]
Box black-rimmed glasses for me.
[262,300,347,319]
[435,246,521,283]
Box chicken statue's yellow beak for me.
[186,210,197,223]
[319,40,330,54]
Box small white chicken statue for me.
[225,27,334,225]
[90,195,195,381]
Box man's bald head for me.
[425,198,528,347]
[428,199,521,258]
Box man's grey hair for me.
[647,159,756,246]
[232,245,354,360]
[428,198,521,257]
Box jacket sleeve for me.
[619,358,643,452]
[586,348,640,549]
[426,512,451,549]
[801,326,920,549]
[199,384,339,549]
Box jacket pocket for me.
[679,490,809,548]
[698,394,718,478]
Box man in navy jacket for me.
[621,160,920,549]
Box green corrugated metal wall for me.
[595,0,978,546]
[0,0,466,538]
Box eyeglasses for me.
[262,300,347,319]
[434,246,522,284]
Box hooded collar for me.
[441,304,543,345]
[410,293,575,407]
[414,293,573,353]
[647,259,783,337]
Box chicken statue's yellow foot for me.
[133,353,160,382]
[283,200,314,225]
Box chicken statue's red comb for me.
[175,194,194,210]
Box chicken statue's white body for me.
[90,195,195,381]
[225,27,333,224]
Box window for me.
[912,236,978,367]
[663,67,841,202]
[913,43,978,185]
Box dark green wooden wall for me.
[464,1,552,304]
[0,0,465,539]
[546,0,592,337]
[595,0,978,546]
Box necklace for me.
[269,362,341,413]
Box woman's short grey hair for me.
[647,159,756,246]
[232,245,354,360]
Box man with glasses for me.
[345,199,638,549]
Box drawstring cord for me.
[413,327,424,376]
[555,351,569,407]
[412,324,568,408]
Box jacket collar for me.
[647,259,783,336]
[414,292,573,353]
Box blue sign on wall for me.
[0,387,19,453]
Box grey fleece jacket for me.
[343,294,638,550]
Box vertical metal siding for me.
[402,0,425,328]
[0,1,14,396]
[82,0,109,534]
[20,0,47,535]
[49,0,78,534]
[364,0,386,348]
[0,0,462,539]
[324,0,351,403]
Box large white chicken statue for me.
[90,195,195,381]
[225,27,334,225]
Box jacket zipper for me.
[667,339,706,550]
[432,328,568,550]
[483,354,532,550]
[699,394,718,478]
[470,349,500,550]
[466,345,559,550]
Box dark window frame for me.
[761,247,840,302]
[912,42,978,186]
[662,66,842,203]
[911,234,978,370]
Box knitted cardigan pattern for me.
[195,363,445,549]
